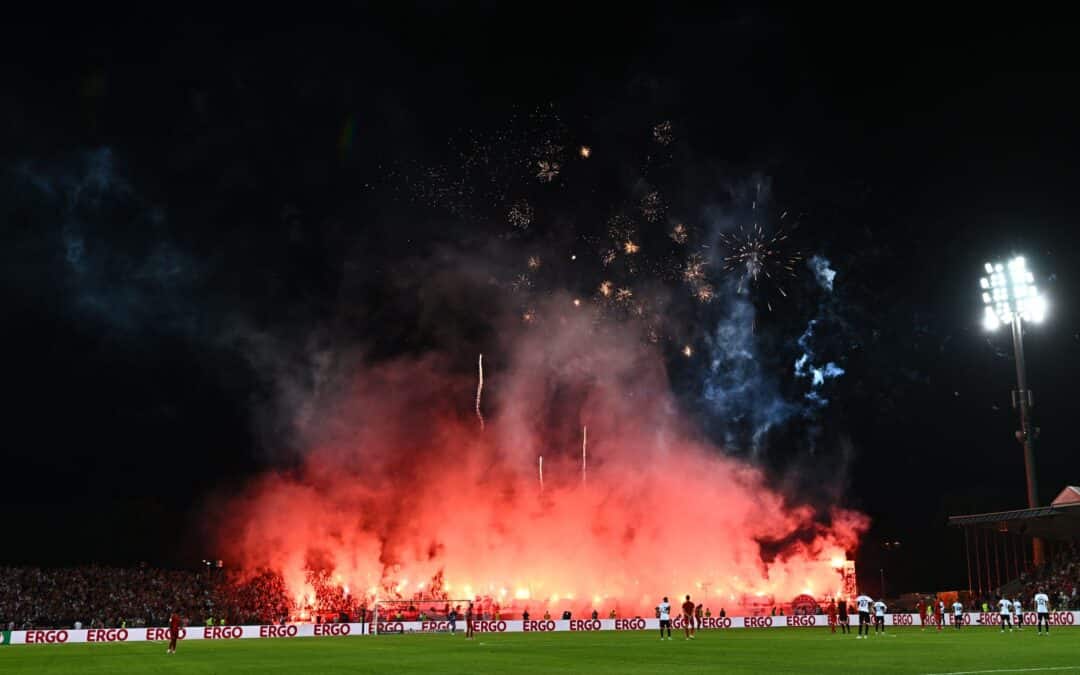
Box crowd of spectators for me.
[0,565,293,629]
[1016,545,1080,610]
[6,548,1078,630]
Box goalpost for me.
[371,599,474,636]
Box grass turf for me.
[1,627,1078,674]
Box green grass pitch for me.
[2,627,1078,674]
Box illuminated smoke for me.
[702,296,798,454]
[220,305,866,615]
[794,320,845,407]
[808,255,836,292]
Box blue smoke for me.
[701,254,846,455]
[702,296,796,455]
[793,315,845,408]
[808,255,836,292]
[9,148,201,336]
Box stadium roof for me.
[948,487,1080,540]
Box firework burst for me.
[536,160,560,183]
[718,215,802,309]
[640,190,664,222]
[652,120,674,145]
[508,199,533,229]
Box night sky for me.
[3,8,1079,597]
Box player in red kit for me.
[465,601,475,639]
[167,612,181,654]
[682,595,696,639]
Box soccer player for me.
[872,599,886,635]
[937,600,946,631]
[658,596,672,640]
[827,599,837,634]
[952,600,964,629]
[167,611,181,655]
[855,592,872,639]
[923,601,933,631]
[465,602,475,639]
[695,603,703,630]
[1034,588,1050,634]
[1012,598,1023,630]
[998,596,1013,632]
[837,598,849,634]
[681,595,696,639]
[448,606,458,634]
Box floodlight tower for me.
[980,256,1047,567]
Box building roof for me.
[948,492,1080,540]
[1051,486,1080,507]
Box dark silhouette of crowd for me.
[1016,546,1080,610]
[0,565,292,629]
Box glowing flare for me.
[475,354,485,430]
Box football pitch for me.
[2,628,1078,674]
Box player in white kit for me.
[1012,598,1023,630]
[998,596,1013,632]
[855,593,872,639]
[872,600,886,635]
[1034,589,1050,634]
[952,600,964,629]
[657,597,672,640]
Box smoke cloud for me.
[219,298,867,615]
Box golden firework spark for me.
[598,280,613,297]
[615,288,634,303]
[683,254,706,283]
[573,298,582,307]
[527,255,541,270]
[670,223,688,244]
[719,220,802,307]
[695,284,715,303]
[579,145,591,159]
[522,308,536,323]
[623,240,640,255]
[682,345,693,357]
[601,249,617,266]
[536,160,560,183]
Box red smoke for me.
[219,303,867,616]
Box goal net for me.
[372,599,474,635]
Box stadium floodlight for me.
[978,256,1045,567]
[980,256,1047,328]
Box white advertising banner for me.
[4,611,1076,646]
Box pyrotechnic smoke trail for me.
[476,353,485,431]
[581,425,587,486]
[538,455,544,493]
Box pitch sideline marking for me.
[924,667,1080,675]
